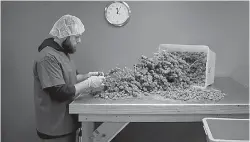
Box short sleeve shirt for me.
[33,46,78,136]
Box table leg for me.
[81,122,94,142]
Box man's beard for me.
[62,37,76,54]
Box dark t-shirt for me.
[33,46,78,136]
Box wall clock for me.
[104,1,131,27]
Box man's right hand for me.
[74,76,105,96]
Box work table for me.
[69,77,249,142]
[70,77,249,119]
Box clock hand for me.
[116,6,121,14]
[116,7,119,14]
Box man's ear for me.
[54,36,67,42]
[66,36,72,41]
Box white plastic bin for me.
[202,118,249,142]
[158,44,216,89]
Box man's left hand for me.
[88,72,104,77]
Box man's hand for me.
[88,72,104,77]
[76,71,104,83]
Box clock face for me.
[105,1,131,26]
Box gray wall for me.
[1,1,249,142]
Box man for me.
[33,15,105,142]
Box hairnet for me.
[49,14,85,39]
